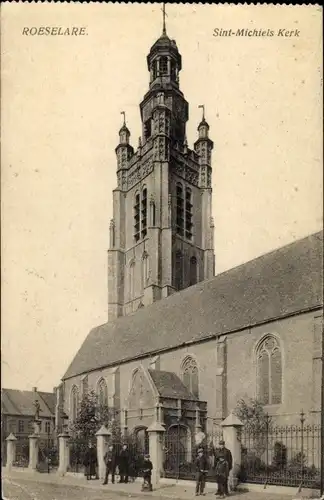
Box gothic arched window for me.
[70,385,79,422]
[129,260,135,301]
[185,188,193,240]
[256,336,282,405]
[97,378,108,408]
[189,256,197,286]
[153,60,158,80]
[176,184,184,236]
[181,356,199,398]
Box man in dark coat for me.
[118,444,130,483]
[214,440,232,496]
[195,448,209,496]
[83,443,98,480]
[102,444,117,485]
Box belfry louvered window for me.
[176,183,193,240]
[176,184,184,236]
[185,188,193,240]
[159,56,168,75]
[134,188,148,242]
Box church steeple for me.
[107,12,215,321]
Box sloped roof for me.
[63,231,323,380]
[1,389,55,417]
[148,369,196,400]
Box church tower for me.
[108,11,215,320]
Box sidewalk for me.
[2,467,321,500]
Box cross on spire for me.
[120,111,126,126]
[198,104,205,121]
[162,3,167,35]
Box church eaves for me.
[63,231,323,380]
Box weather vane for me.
[120,111,126,126]
[162,3,167,35]
[198,104,205,121]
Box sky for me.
[1,4,322,392]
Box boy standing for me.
[102,445,117,485]
[215,456,229,498]
[195,448,209,496]
[141,454,153,492]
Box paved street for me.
[2,471,319,500]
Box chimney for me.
[32,387,37,392]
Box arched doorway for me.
[164,424,193,479]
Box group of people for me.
[83,439,232,497]
[103,443,153,490]
[195,440,233,497]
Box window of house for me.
[45,421,51,434]
[159,56,168,76]
[257,336,282,405]
[181,356,199,398]
[97,378,108,408]
[81,375,88,397]
[18,420,24,433]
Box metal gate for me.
[14,437,29,467]
[37,436,58,473]
[163,424,195,480]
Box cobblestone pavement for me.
[2,471,319,500]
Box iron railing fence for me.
[240,412,321,489]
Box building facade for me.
[59,21,323,480]
[1,387,56,465]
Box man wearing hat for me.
[214,440,232,496]
[195,447,209,496]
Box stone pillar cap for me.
[6,433,17,441]
[96,425,111,437]
[58,432,70,438]
[221,413,243,428]
[147,422,165,433]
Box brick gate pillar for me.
[220,413,243,491]
[5,433,17,470]
[96,425,111,481]
[57,431,70,476]
[147,422,165,488]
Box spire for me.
[198,104,205,121]
[162,3,167,36]
[118,110,130,145]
